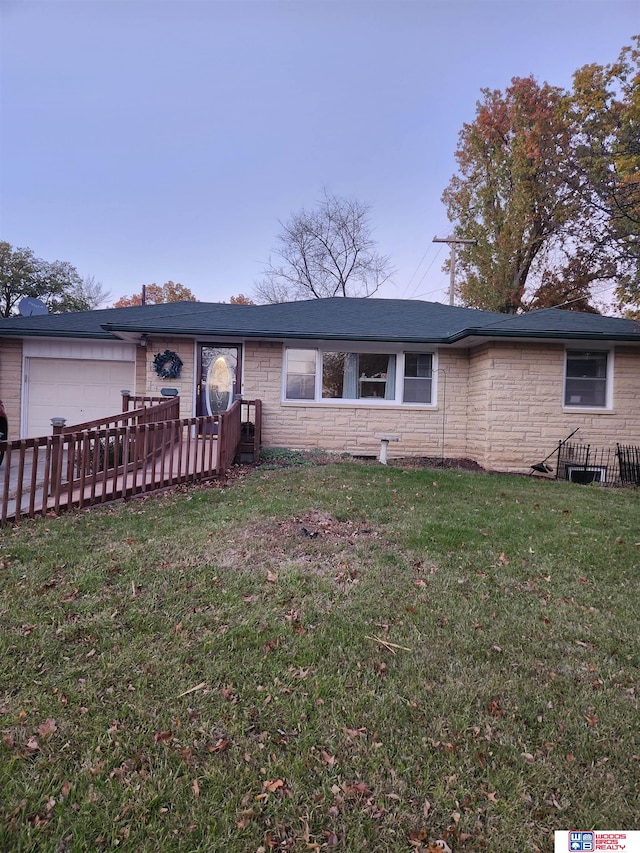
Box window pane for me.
[321,353,395,400]
[403,353,432,403]
[287,349,316,374]
[358,354,394,399]
[286,374,315,400]
[286,349,316,400]
[322,352,348,398]
[565,351,607,406]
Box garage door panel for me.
[26,358,135,437]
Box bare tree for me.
[74,275,111,309]
[254,190,394,303]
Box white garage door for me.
[26,358,136,438]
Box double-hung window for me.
[285,349,316,400]
[564,350,610,408]
[403,353,433,403]
[284,348,434,404]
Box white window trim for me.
[562,347,614,412]
[282,345,438,407]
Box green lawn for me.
[1,457,638,852]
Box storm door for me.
[197,345,241,418]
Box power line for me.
[401,246,431,298]
[407,245,445,299]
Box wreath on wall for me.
[153,349,183,379]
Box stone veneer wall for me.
[2,334,638,470]
[243,339,640,472]
[465,343,492,469]
[242,341,472,460]
[469,341,640,472]
[141,337,195,421]
[0,338,23,441]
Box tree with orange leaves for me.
[114,281,198,307]
[442,76,581,313]
[443,38,640,315]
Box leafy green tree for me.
[0,242,94,318]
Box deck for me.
[0,398,261,525]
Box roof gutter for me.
[101,323,455,344]
[0,329,115,340]
[455,327,640,343]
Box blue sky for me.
[1,0,636,306]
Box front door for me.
[197,345,241,418]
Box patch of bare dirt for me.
[211,510,381,577]
[391,456,485,472]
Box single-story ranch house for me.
[1,297,639,473]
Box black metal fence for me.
[617,444,640,487]
[555,442,640,486]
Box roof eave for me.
[101,323,453,344]
[0,329,115,340]
[469,328,640,342]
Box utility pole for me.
[432,236,477,306]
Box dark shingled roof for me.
[1,298,639,343]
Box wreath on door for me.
[153,349,183,379]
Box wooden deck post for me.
[50,418,66,498]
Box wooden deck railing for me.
[0,398,262,525]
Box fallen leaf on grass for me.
[38,718,57,739]
[266,570,278,583]
[344,780,372,797]
[154,730,173,744]
[322,830,339,847]
[192,779,200,798]
[487,700,505,718]
[263,778,285,793]
[207,738,229,753]
[343,726,367,738]
[25,736,39,754]
[61,588,79,603]
[235,809,254,829]
[320,749,336,768]
[221,685,238,702]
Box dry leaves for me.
[37,718,57,739]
